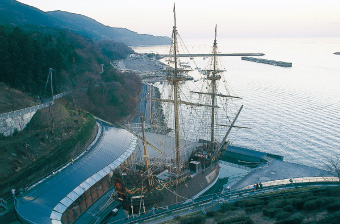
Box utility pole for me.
[45,68,54,133]
[45,68,54,101]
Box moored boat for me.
[113,4,243,215]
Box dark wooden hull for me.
[114,162,219,213]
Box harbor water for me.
[133,37,340,172]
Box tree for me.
[325,156,340,181]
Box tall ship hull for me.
[113,160,219,213]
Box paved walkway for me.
[242,176,340,190]
[230,159,332,190]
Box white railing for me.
[242,176,340,190]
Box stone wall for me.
[0,101,54,137]
[0,111,37,136]
[0,91,70,137]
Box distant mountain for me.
[0,0,171,46]
[0,0,58,26]
[47,11,170,46]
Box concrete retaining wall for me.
[0,101,54,137]
[0,91,71,137]
[0,111,37,137]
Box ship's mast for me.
[172,4,181,174]
[141,116,154,186]
[149,85,153,124]
[209,25,221,149]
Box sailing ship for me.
[113,5,243,215]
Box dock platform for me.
[241,57,292,67]
[222,145,283,168]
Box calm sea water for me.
[133,37,340,170]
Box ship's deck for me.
[138,132,202,162]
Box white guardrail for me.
[242,176,340,190]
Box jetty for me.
[159,53,265,58]
[241,57,292,67]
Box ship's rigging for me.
[112,4,244,215]
[122,4,244,184]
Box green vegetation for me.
[0,96,97,196]
[163,186,340,224]
[218,216,253,224]
[0,25,134,95]
[172,213,206,224]
[0,10,142,198]
[98,40,134,60]
[0,25,65,94]
[0,24,142,122]
[0,82,38,113]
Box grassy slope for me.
[0,96,97,197]
[0,82,39,114]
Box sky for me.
[17,0,340,39]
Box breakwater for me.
[222,145,283,168]
[241,57,292,67]
[159,53,265,58]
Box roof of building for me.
[15,122,136,224]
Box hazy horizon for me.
[17,0,340,39]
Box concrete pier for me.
[220,146,333,191]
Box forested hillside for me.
[0,24,141,200]
[47,10,171,46]
[0,26,72,94]
[0,25,141,122]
